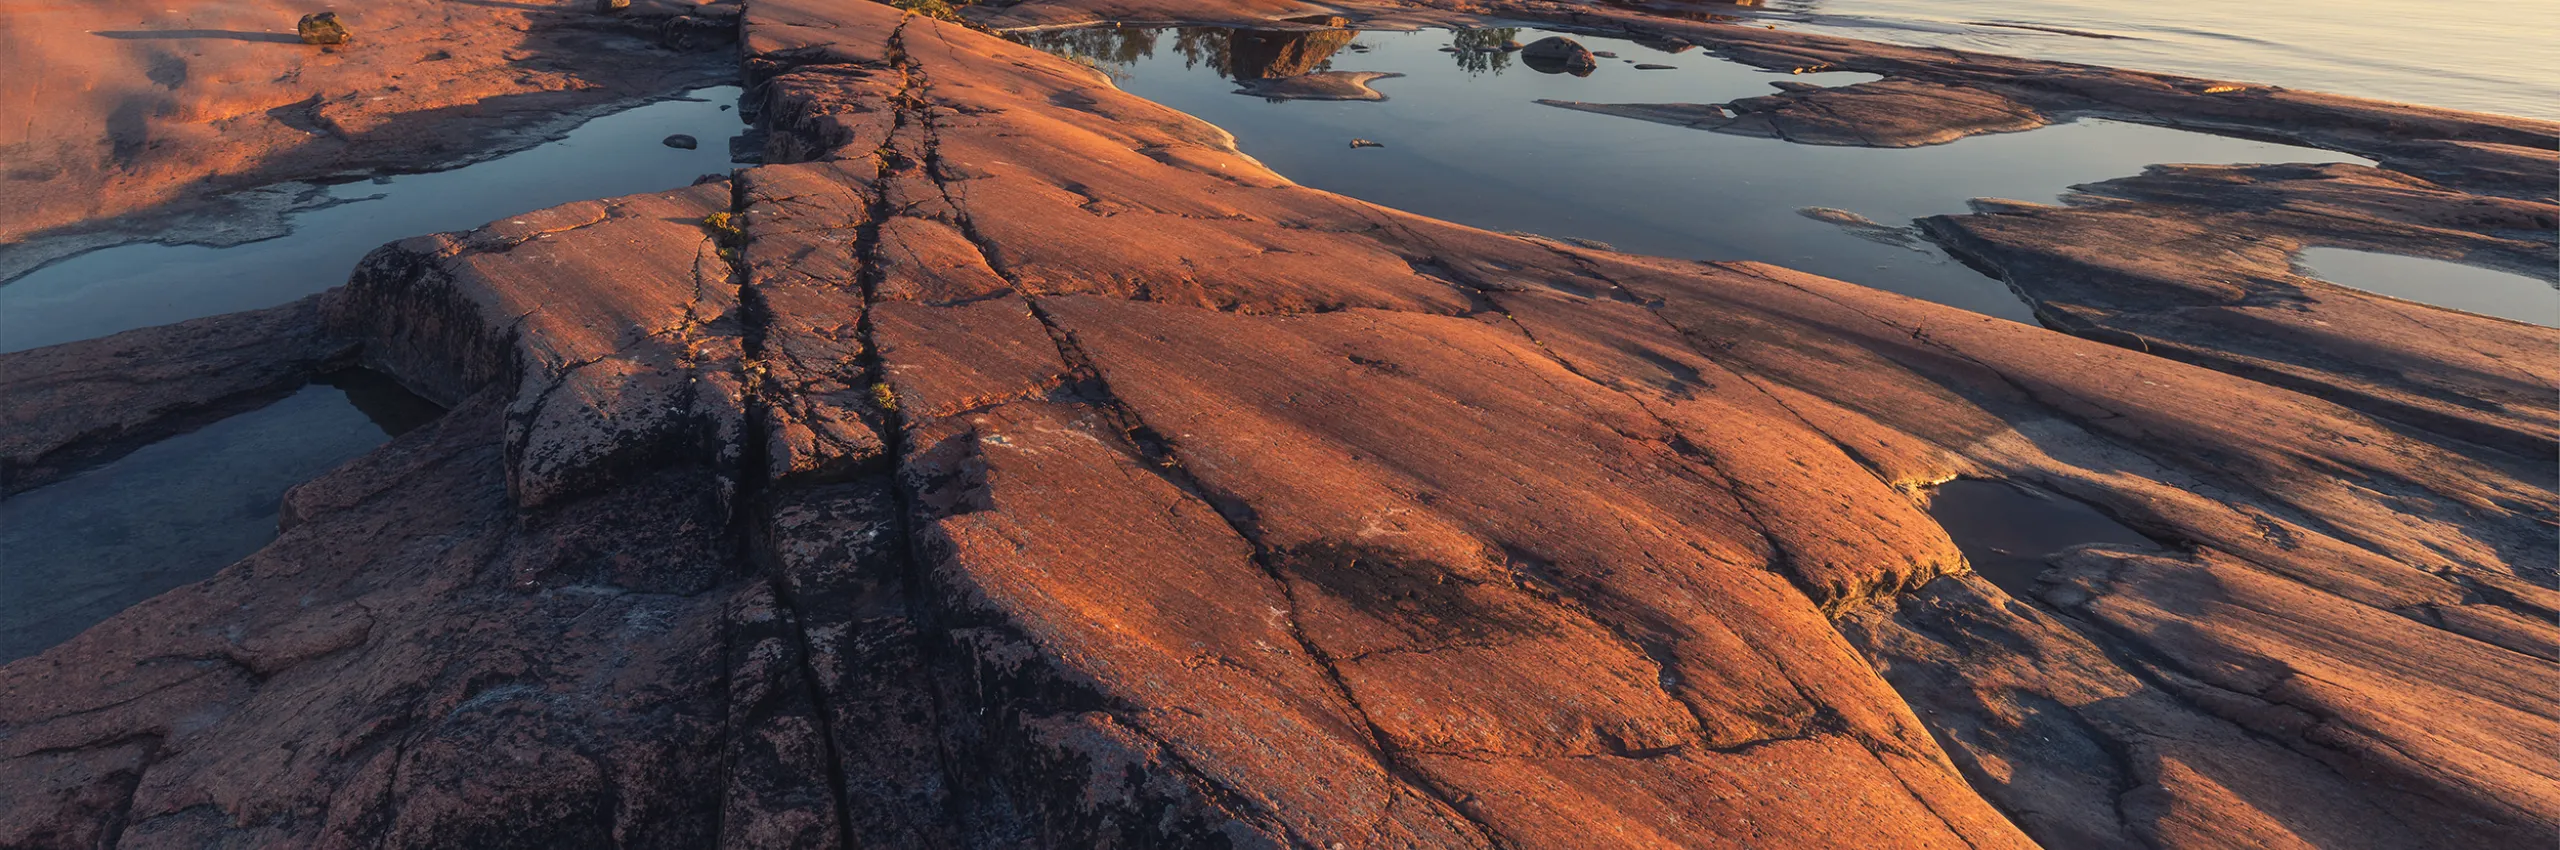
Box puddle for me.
[1021,26,2368,323]
[1925,478,2160,597]
[2295,248,2559,328]
[0,86,750,355]
[0,373,438,663]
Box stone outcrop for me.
[1,1,2553,847]
[0,0,741,281]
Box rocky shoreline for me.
[2,1,2553,847]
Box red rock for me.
[0,1,2551,847]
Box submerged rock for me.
[663,133,699,149]
[295,11,347,46]
[1521,36,1597,75]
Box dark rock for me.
[1634,63,1675,70]
[294,11,347,46]
[1349,138,1383,148]
[663,133,699,149]
[1521,36,1598,76]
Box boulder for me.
[664,133,699,149]
[295,11,348,46]
[1521,36,1597,76]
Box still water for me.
[2296,247,2559,328]
[1024,27,2368,321]
[0,86,749,355]
[0,372,439,663]
[1693,0,2560,121]
[1925,478,2163,597]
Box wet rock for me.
[1634,63,1675,70]
[663,132,698,148]
[295,11,348,46]
[1521,36,1597,75]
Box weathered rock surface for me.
[2,1,2555,848]
[0,0,740,280]
[1925,162,2560,460]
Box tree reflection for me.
[1016,25,1363,81]
[1010,26,1163,68]
[1450,27,1521,76]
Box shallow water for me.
[0,372,437,663]
[0,86,749,355]
[1925,478,2161,597]
[1029,27,2367,321]
[2295,248,2560,328]
[1703,0,2560,121]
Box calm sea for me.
[1746,0,2559,121]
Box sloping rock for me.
[0,2,2553,848]
[1924,162,2560,459]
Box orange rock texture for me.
[0,1,2552,847]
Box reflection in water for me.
[1926,479,2162,597]
[2295,248,2560,328]
[1017,25,1360,80]
[1230,27,1357,79]
[1022,26,2365,322]
[0,373,441,663]
[1450,28,1523,76]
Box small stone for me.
[1634,64,1676,70]
[664,134,699,150]
[1349,138,1383,149]
[295,12,348,46]
[1592,51,1619,58]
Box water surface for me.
[1694,0,2560,121]
[1028,27,2367,321]
[0,372,436,663]
[2295,248,2559,327]
[1926,478,2161,597]
[0,87,748,354]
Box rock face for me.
[1,1,2555,848]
